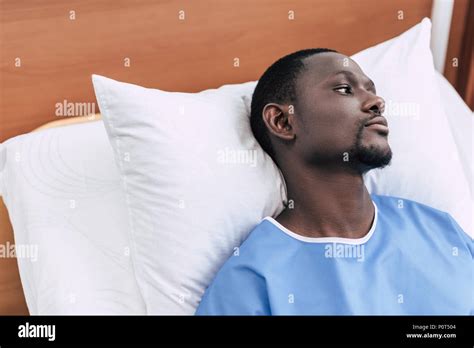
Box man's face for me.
[292,52,392,173]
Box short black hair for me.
[250,48,337,163]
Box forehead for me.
[298,52,367,86]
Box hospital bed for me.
[0,0,472,315]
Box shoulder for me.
[371,194,473,256]
[371,194,446,213]
[195,218,293,315]
[195,219,275,315]
[220,218,286,272]
[371,193,456,222]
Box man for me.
[195,49,473,315]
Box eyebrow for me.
[330,70,376,90]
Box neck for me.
[276,161,375,239]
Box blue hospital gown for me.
[196,194,473,315]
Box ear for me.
[262,103,295,141]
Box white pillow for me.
[93,76,285,314]
[0,121,146,314]
[354,18,472,237]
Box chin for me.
[357,143,393,171]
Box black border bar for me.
[0,315,472,346]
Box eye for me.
[334,85,352,95]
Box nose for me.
[362,94,385,116]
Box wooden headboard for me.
[1,0,435,143]
[1,0,470,315]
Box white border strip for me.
[264,200,378,245]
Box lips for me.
[364,116,389,135]
[365,116,388,127]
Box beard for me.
[348,123,393,173]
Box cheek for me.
[304,101,360,148]
[296,90,363,152]
[298,117,361,159]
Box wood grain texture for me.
[1,0,432,142]
[444,0,473,109]
[455,0,474,109]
